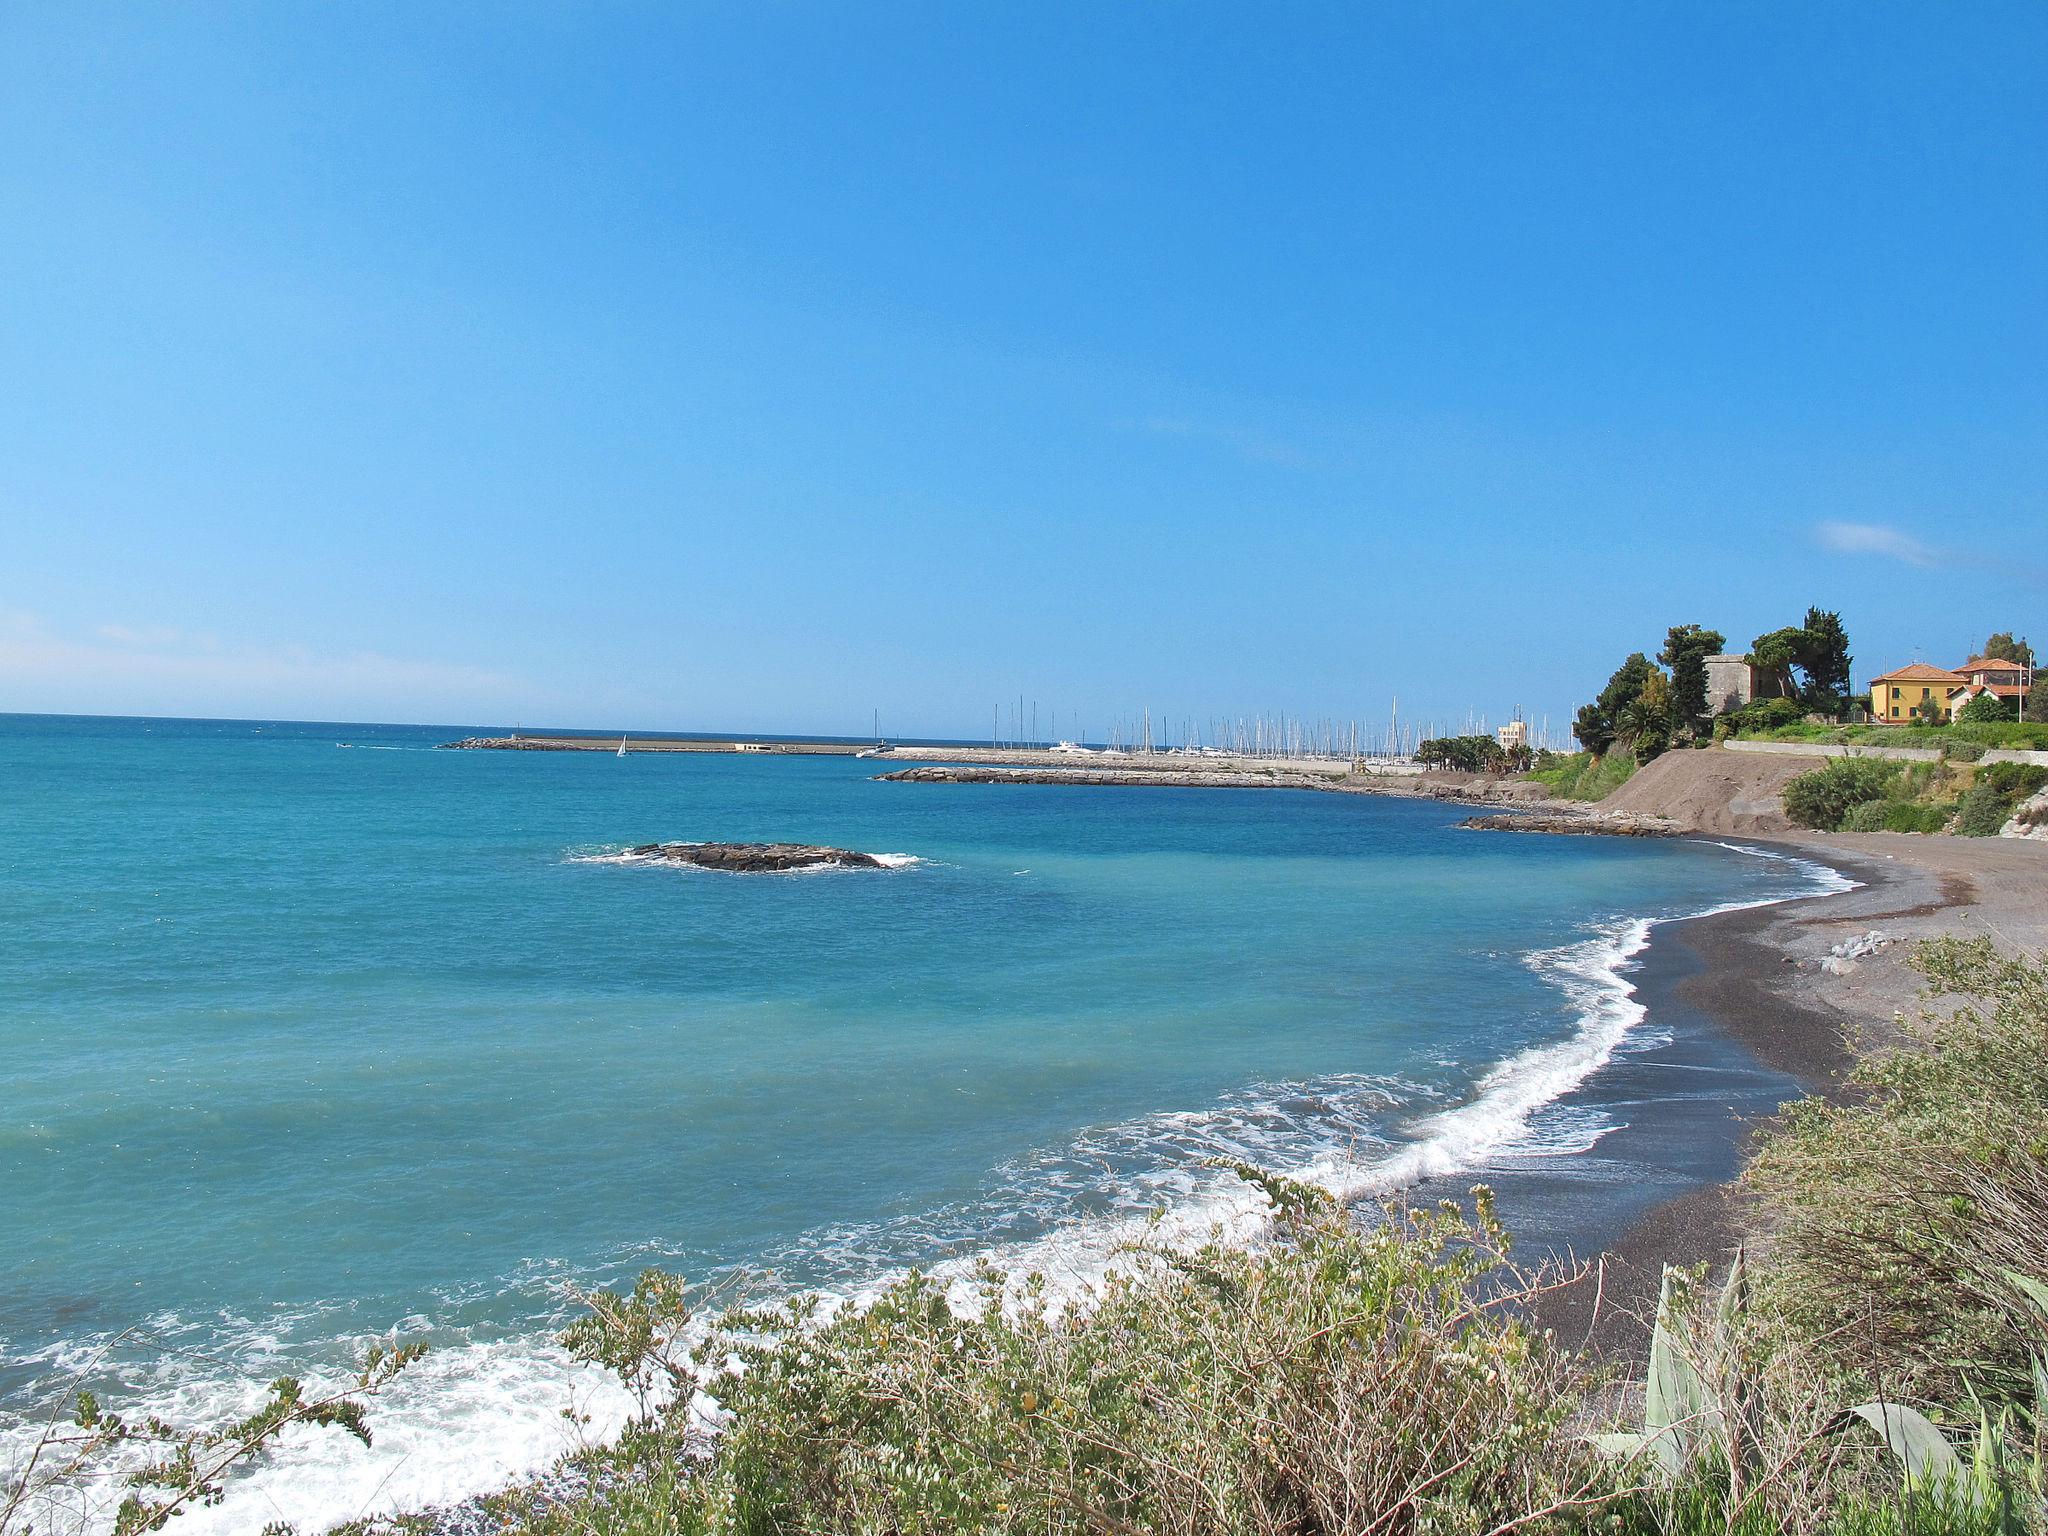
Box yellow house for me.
[1868,663,1966,723]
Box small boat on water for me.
[617,736,628,757]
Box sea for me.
[0,713,1850,1532]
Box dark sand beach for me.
[1530,832,2048,1355]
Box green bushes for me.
[1726,697,1807,734]
[1747,940,2048,1404]
[1957,786,2012,837]
[1528,750,1639,801]
[508,1181,1603,1536]
[1951,721,2048,749]
[1841,800,1950,834]
[1735,721,2048,751]
[1954,765,2048,837]
[1776,756,2036,834]
[1957,693,2017,724]
[1783,758,1905,830]
[1884,802,1954,833]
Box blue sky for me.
[2,3,2041,738]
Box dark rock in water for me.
[626,841,888,872]
[1460,812,1679,838]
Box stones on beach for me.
[1820,929,1891,975]
[625,842,888,873]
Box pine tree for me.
[1658,624,1727,739]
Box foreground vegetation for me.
[11,945,2048,1536]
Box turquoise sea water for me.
[0,714,1843,1530]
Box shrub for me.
[1957,786,2015,837]
[1949,720,2048,750]
[1841,800,1892,833]
[1747,939,2048,1404]
[1953,765,2048,836]
[1527,751,1638,802]
[1882,802,1952,834]
[1956,693,2016,724]
[1944,739,1987,762]
[1782,758,1901,831]
[534,1182,1607,1536]
[1981,763,2048,800]
[1727,698,1806,735]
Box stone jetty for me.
[875,765,1336,790]
[1459,811,1681,837]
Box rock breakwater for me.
[876,765,1333,790]
[1460,811,1681,837]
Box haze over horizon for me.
[3,4,2041,737]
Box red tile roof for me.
[1869,663,1966,684]
[1958,655,2030,675]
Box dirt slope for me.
[1593,746,1815,835]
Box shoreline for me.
[1536,830,2047,1356]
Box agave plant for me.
[1595,1256,2048,1531]
[1591,1257,1745,1479]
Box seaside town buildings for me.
[1868,655,2034,723]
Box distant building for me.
[1867,655,2035,723]
[1496,718,1529,751]
[1703,654,1789,715]
[1868,663,1966,723]
[1948,655,2034,717]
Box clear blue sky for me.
[2,3,2041,738]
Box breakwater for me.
[877,764,1345,790]
[441,734,877,755]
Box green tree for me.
[1616,670,1673,761]
[1415,735,1515,774]
[1955,691,2015,724]
[1984,632,2036,668]
[1572,652,1659,756]
[1657,624,1726,739]
[1747,609,1853,715]
[1747,626,1804,699]
[1796,607,1853,711]
[1571,703,1612,757]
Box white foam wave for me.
[1304,917,1654,1197]
[1695,839,1861,900]
[0,1332,638,1536]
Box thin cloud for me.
[1815,520,1938,567]
[0,612,529,720]
[96,622,184,648]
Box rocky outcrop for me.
[625,842,887,872]
[1461,811,1681,837]
[2002,787,2048,840]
